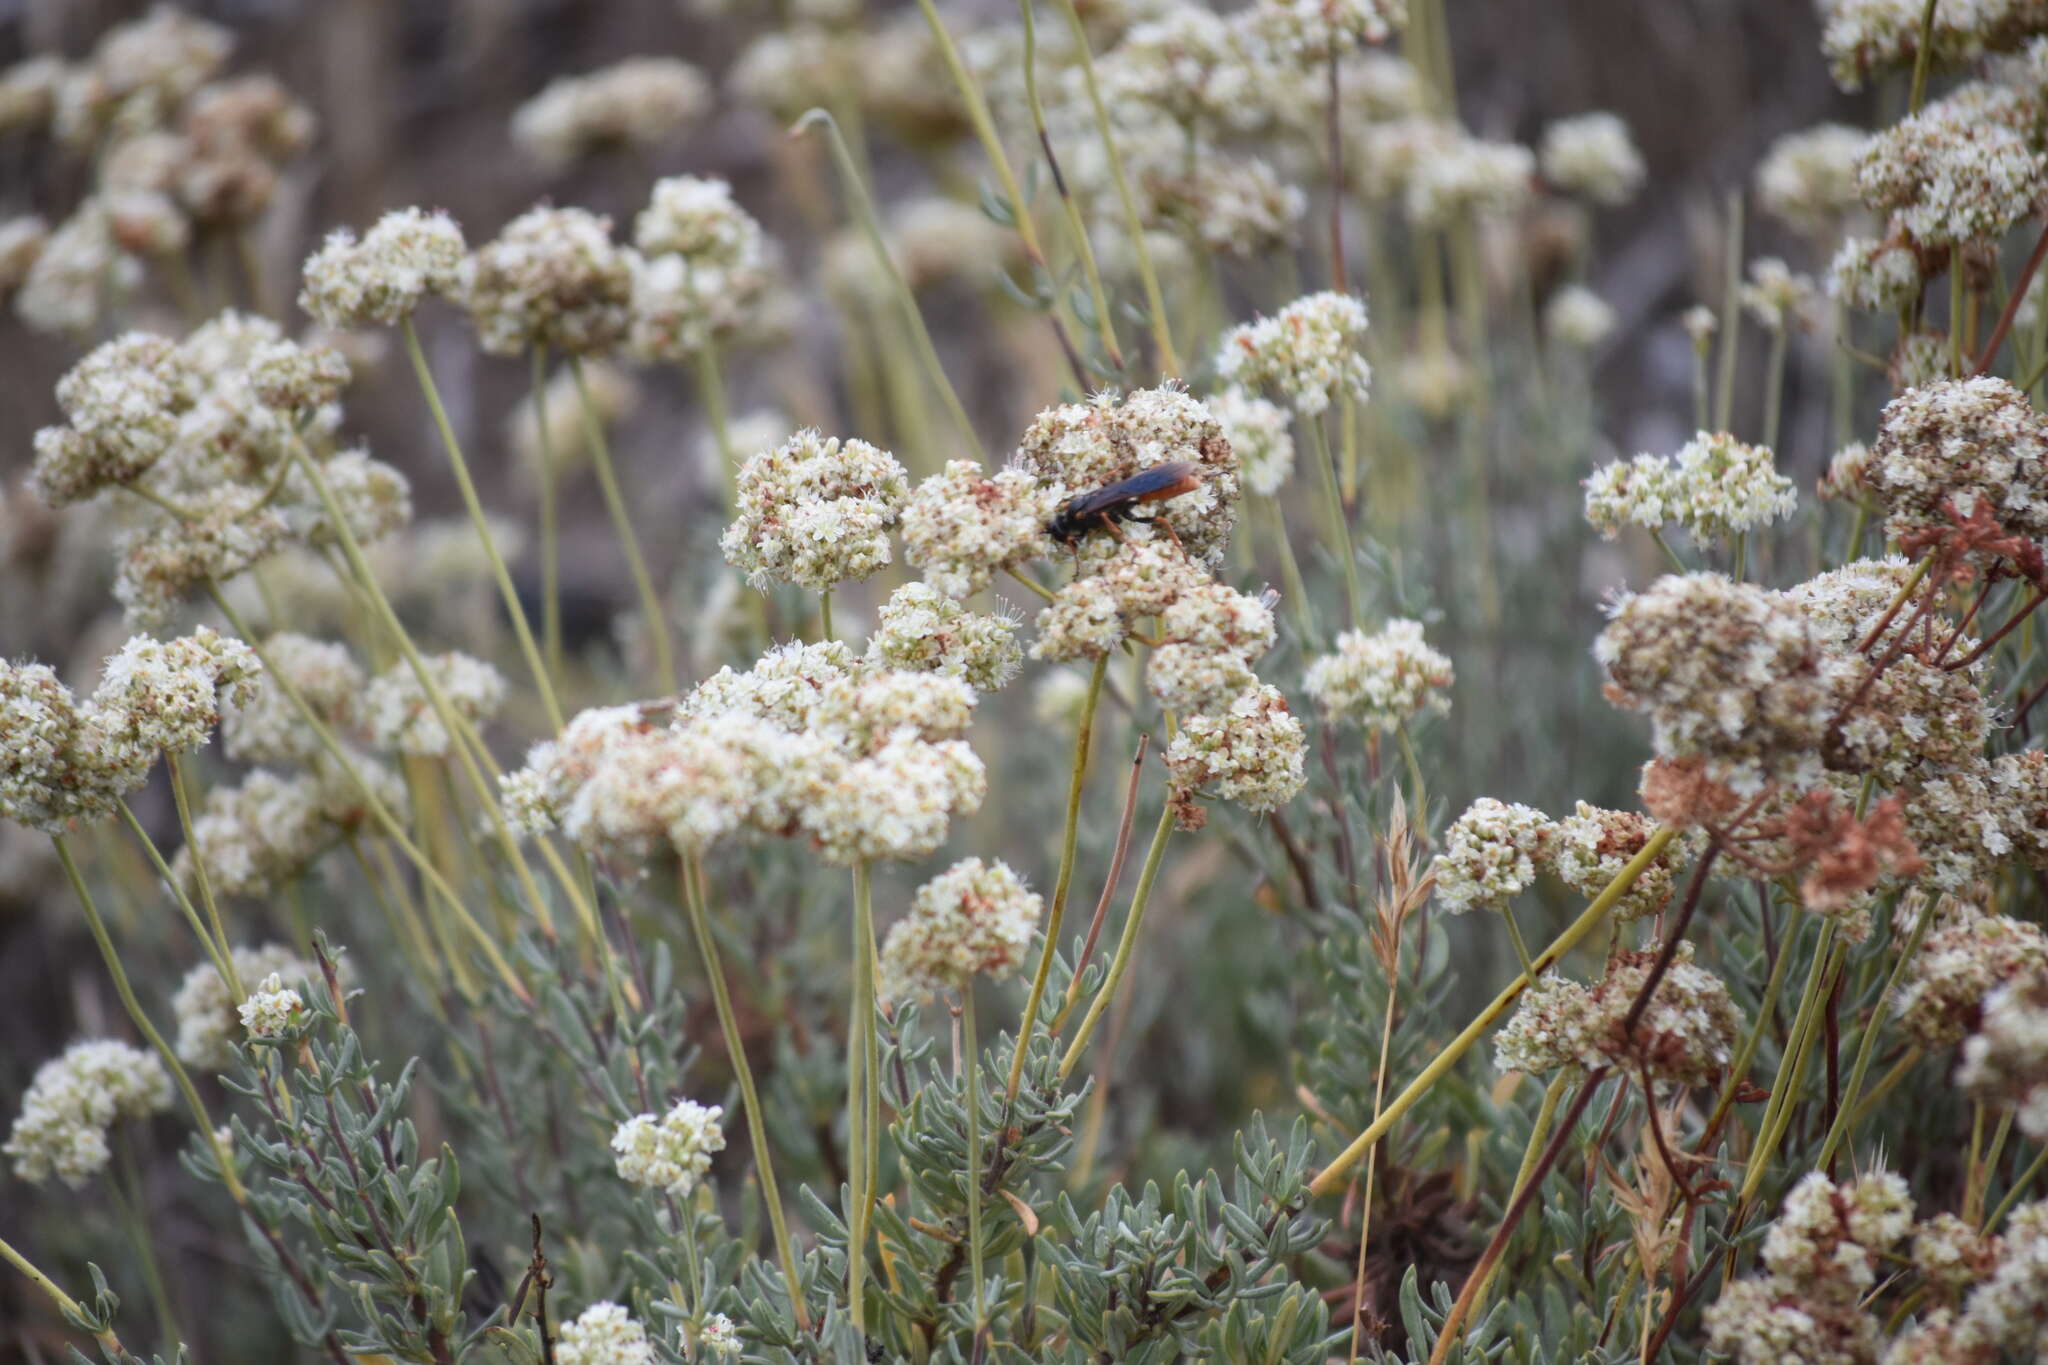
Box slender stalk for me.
[1712,192,1743,434]
[530,346,564,686]
[1906,0,1941,114]
[1309,827,1678,1196]
[846,861,880,1333]
[693,338,737,514]
[794,109,982,455]
[115,796,235,994]
[1469,1072,1571,1316]
[1055,733,1149,1026]
[400,317,564,732]
[51,835,244,1203]
[0,1235,128,1359]
[820,591,835,645]
[1987,1142,2048,1232]
[1058,800,1174,1081]
[1738,929,1846,1206]
[1816,894,1939,1167]
[1262,496,1314,638]
[1705,908,1804,1142]
[569,354,677,694]
[1500,906,1537,981]
[163,751,240,997]
[680,857,810,1330]
[1050,0,1181,374]
[1762,326,1789,452]
[1007,653,1108,1099]
[1307,414,1363,627]
[961,979,988,1338]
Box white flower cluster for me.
[1147,582,1278,713]
[1959,966,2048,1138]
[172,944,316,1069]
[511,57,710,171]
[1869,375,2048,548]
[173,757,405,898]
[1821,0,2042,89]
[1164,684,1307,828]
[460,206,633,356]
[879,857,1043,1004]
[1492,944,1742,1087]
[1542,285,1616,349]
[1304,619,1454,734]
[1739,257,1816,332]
[4,1039,171,1186]
[236,972,306,1040]
[1582,431,1798,545]
[627,175,776,362]
[1538,112,1645,205]
[364,652,507,757]
[866,583,1021,693]
[1214,292,1373,418]
[1857,83,2048,247]
[30,330,185,505]
[1431,798,1555,915]
[721,430,910,591]
[1204,388,1294,495]
[611,1097,726,1198]
[1757,122,1871,235]
[92,626,261,756]
[1405,132,1534,230]
[299,208,466,327]
[1249,0,1407,61]
[555,1301,656,1365]
[1826,234,1922,312]
[898,459,1059,601]
[222,632,362,763]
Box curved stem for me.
[164,750,241,999]
[569,354,677,695]
[0,1235,127,1359]
[1816,893,1939,1167]
[961,978,987,1338]
[530,346,564,687]
[680,857,810,1330]
[1057,800,1173,1081]
[115,796,235,995]
[400,318,565,732]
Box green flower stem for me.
[795,108,981,457]
[962,978,988,1339]
[1986,1142,2048,1232]
[1051,0,1181,375]
[1262,496,1314,638]
[820,590,835,645]
[1006,652,1108,1101]
[680,857,811,1331]
[1307,414,1363,628]
[1706,908,1805,1142]
[1907,0,1941,112]
[115,1139,181,1349]
[0,1235,127,1359]
[207,581,528,1004]
[1309,826,1679,1197]
[1393,722,1428,826]
[51,834,245,1204]
[1499,905,1537,982]
[568,354,678,694]
[1816,894,1939,1167]
[1470,1071,1571,1316]
[164,750,240,999]
[1737,925,1846,1207]
[846,860,879,1332]
[1762,325,1789,452]
[115,796,236,996]
[400,317,565,732]
[1712,192,1744,433]
[1057,799,1174,1082]
[287,438,560,946]
[693,338,737,518]
[529,346,564,687]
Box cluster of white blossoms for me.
[1303,619,1454,734]
[299,207,467,327]
[1887,1199,2048,1364]
[1959,966,2048,1138]
[1596,573,1832,795]
[1541,284,1616,349]
[460,206,634,357]
[1897,904,2048,1048]
[1827,234,1922,313]
[628,175,776,362]
[1147,582,1278,713]
[1821,0,2045,90]
[511,57,710,171]
[1430,798,1555,915]
[1856,83,2048,247]
[1204,388,1295,496]
[1214,291,1373,418]
[1,627,261,833]
[3,1039,171,1187]
[555,1302,656,1365]
[1705,1168,1933,1365]
[1164,684,1307,829]
[866,583,1021,693]
[611,1097,726,1198]
[1869,375,2048,548]
[173,754,407,899]
[721,430,911,592]
[1739,257,1816,333]
[363,652,508,757]
[1537,111,1645,205]
[1404,130,1535,230]
[1492,944,1742,1087]
[172,944,316,1069]
[898,459,1059,601]
[222,633,362,763]
[1582,431,1798,545]
[30,330,184,505]
[1248,0,1407,59]
[878,857,1043,1004]
[1756,121,1871,236]
[236,972,306,1040]
[508,641,987,867]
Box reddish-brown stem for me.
[1621,848,1721,1039]
[1946,587,2048,669]
[1974,217,2048,375]
[1066,735,1149,997]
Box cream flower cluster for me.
[866,583,1022,693]
[1430,798,1556,915]
[721,430,910,592]
[363,652,507,757]
[1869,375,2048,549]
[298,207,466,327]
[1164,684,1307,828]
[1827,234,1923,312]
[1757,122,1870,235]
[878,857,1044,1004]
[1304,619,1454,734]
[4,1039,171,1187]
[1492,944,1742,1087]
[460,206,633,356]
[1583,431,1798,545]
[172,944,316,1069]
[626,175,776,362]
[1204,388,1294,496]
[1214,292,1373,419]
[1148,582,1278,714]
[511,57,710,171]
[1538,112,1645,205]
[610,1098,726,1198]
[555,1302,656,1365]
[172,758,408,899]
[899,459,1059,600]
[1856,83,2048,247]
[1542,285,1616,349]
[236,973,306,1040]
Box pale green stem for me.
[1817,893,1940,1167]
[569,354,677,695]
[794,109,981,455]
[400,318,564,732]
[0,1235,127,1358]
[1051,0,1181,374]
[1393,723,1428,826]
[1263,496,1314,638]
[1986,1143,2048,1233]
[962,978,988,1337]
[681,856,811,1331]
[1712,192,1744,434]
[164,751,240,1000]
[51,834,244,1204]
[1310,827,1680,1196]
[206,582,527,1004]
[820,591,835,645]
[1499,906,1537,982]
[1907,0,1940,114]
[1738,927,1845,1206]
[1762,325,1789,451]
[1471,1072,1570,1315]
[1308,414,1363,627]
[694,339,737,515]
[1707,907,1805,1141]
[530,346,564,686]
[115,1140,180,1349]
[115,797,235,996]
[1650,529,1689,575]
[1007,652,1108,1099]
[846,861,880,1332]
[1058,800,1174,1082]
